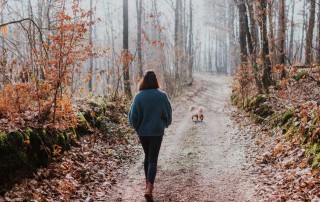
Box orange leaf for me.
[1,25,8,37]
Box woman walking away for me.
[129,71,172,201]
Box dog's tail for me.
[198,106,205,113]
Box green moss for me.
[7,131,24,148]
[231,94,239,105]
[255,94,267,105]
[255,103,273,118]
[24,127,33,136]
[312,153,320,168]
[280,109,295,126]
[311,143,320,154]
[0,132,7,147]
[312,116,318,126]
[248,94,267,110]
[21,127,33,141]
[76,112,91,135]
[243,97,251,111]
[293,72,307,81]
[250,113,264,124]
[57,133,66,149]
[284,126,295,139]
[281,118,294,134]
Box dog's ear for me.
[198,106,204,113]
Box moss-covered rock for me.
[98,117,111,133]
[247,94,267,111]
[76,112,91,136]
[255,103,273,118]
[250,113,264,124]
[21,127,33,141]
[280,109,295,126]
[57,132,67,150]
[0,132,7,147]
[7,131,24,148]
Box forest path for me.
[107,74,255,201]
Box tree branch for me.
[0,18,49,60]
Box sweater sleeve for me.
[128,95,139,129]
[163,93,172,127]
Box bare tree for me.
[123,0,132,98]
[288,0,295,63]
[278,0,286,64]
[174,0,181,80]
[318,0,320,63]
[136,0,143,78]
[188,0,193,82]
[305,0,315,65]
[88,0,93,92]
[237,0,248,63]
[258,0,272,92]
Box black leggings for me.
[139,136,163,185]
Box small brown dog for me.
[190,106,205,122]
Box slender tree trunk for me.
[188,0,193,81]
[278,0,286,64]
[288,0,295,63]
[227,1,236,75]
[300,0,307,62]
[136,0,143,78]
[174,0,181,79]
[267,1,276,65]
[123,0,132,97]
[318,0,320,63]
[305,0,315,65]
[259,0,272,93]
[237,0,248,63]
[89,0,93,92]
[244,1,254,55]
[0,0,6,86]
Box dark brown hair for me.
[138,71,160,91]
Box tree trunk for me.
[123,0,132,97]
[136,0,143,78]
[267,1,276,65]
[188,0,193,81]
[288,0,295,63]
[318,0,320,63]
[244,1,254,55]
[305,0,316,65]
[300,0,307,62]
[237,0,248,63]
[278,0,286,64]
[227,1,236,75]
[174,0,181,79]
[88,0,93,92]
[259,0,272,93]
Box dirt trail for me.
[108,74,255,201]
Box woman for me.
[129,71,172,200]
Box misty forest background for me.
[1,0,320,199]
[0,0,319,107]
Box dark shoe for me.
[144,193,154,202]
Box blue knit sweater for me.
[128,89,172,136]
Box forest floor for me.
[3,73,319,201]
